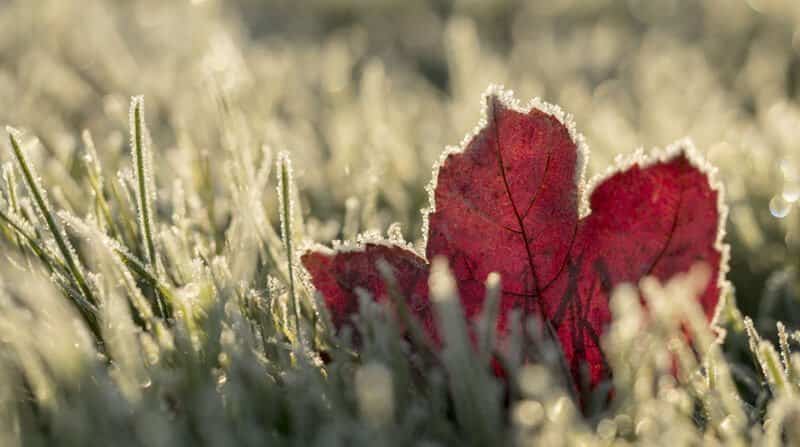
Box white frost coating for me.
[386,222,405,244]
[297,226,418,260]
[419,84,591,252]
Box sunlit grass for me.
[1,0,800,445]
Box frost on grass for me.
[0,98,794,447]
[0,2,799,445]
[129,96,158,272]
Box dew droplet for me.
[783,181,800,203]
[770,195,791,218]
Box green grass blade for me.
[6,127,100,336]
[276,152,301,344]
[129,96,169,318]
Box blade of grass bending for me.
[6,127,100,336]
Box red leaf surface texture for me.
[301,86,729,387]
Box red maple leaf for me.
[301,86,729,388]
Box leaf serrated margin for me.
[419,84,591,256]
[583,138,731,341]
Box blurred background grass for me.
[4,0,796,322]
